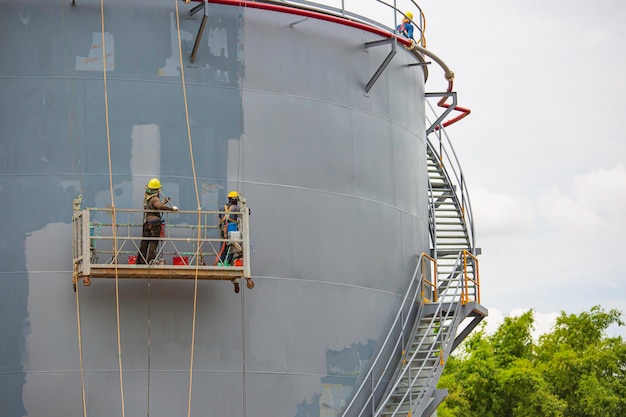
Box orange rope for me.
[74,282,88,417]
[100,0,126,415]
[174,1,203,416]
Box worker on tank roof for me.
[396,11,414,40]
[137,178,178,265]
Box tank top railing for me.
[188,0,425,44]
[284,0,425,43]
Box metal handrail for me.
[373,0,425,43]
[340,253,434,417]
[421,252,437,302]
[426,102,477,251]
[248,0,426,40]
[462,250,480,304]
[375,253,464,417]
[72,206,250,272]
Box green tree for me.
[535,306,626,417]
[438,306,625,417]
[437,329,497,417]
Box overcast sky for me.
[329,0,626,337]
[418,0,626,337]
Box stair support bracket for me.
[425,91,457,135]
[363,37,397,94]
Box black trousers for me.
[137,220,162,264]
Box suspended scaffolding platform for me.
[71,197,253,292]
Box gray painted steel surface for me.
[0,1,429,416]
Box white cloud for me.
[578,29,610,51]
[483,307,626,341]
[470,187,534,238]
[483,307,558,340]
[538,185,604,233]
[572,164,626,221]
[482,307,504,336]
[538,164,626,232]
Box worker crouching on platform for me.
[218,191,243,267]
[137,178,178,264]
[396,11,414,40]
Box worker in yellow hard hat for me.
[137,178,178,264]
[396,11,414,40]
[216,191,243,284]
[220,191,241,233]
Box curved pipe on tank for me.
[436,80,471,128]
[184,0,470,127]
[406,41,471,128]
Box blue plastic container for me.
[227,222,238,232]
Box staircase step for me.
[409,367,437,376]
[436,251,466,257]
[381,404,412,416]
[406,352,440,363]
[435,213,465,218]
[428,182,448,187]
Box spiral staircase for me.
[340,128,487,417]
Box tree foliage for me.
[437,306,626,417]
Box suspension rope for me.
[61,0,84,195]
[235,8,248,417]
[74,282,88,417]
[64,0,88,414]
[236,8,246,198]
[146,278,152,417]
[174,2,203,416]
[100,1,126,416]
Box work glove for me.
[172,206,178,211]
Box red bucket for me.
[173,256,189,266]
[234,259,243,267]
[128,255,137,264]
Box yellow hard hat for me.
[227,190,239,199]
[405,11,413,20]
[147,178,161,189]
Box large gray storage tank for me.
[0,1,430,416]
